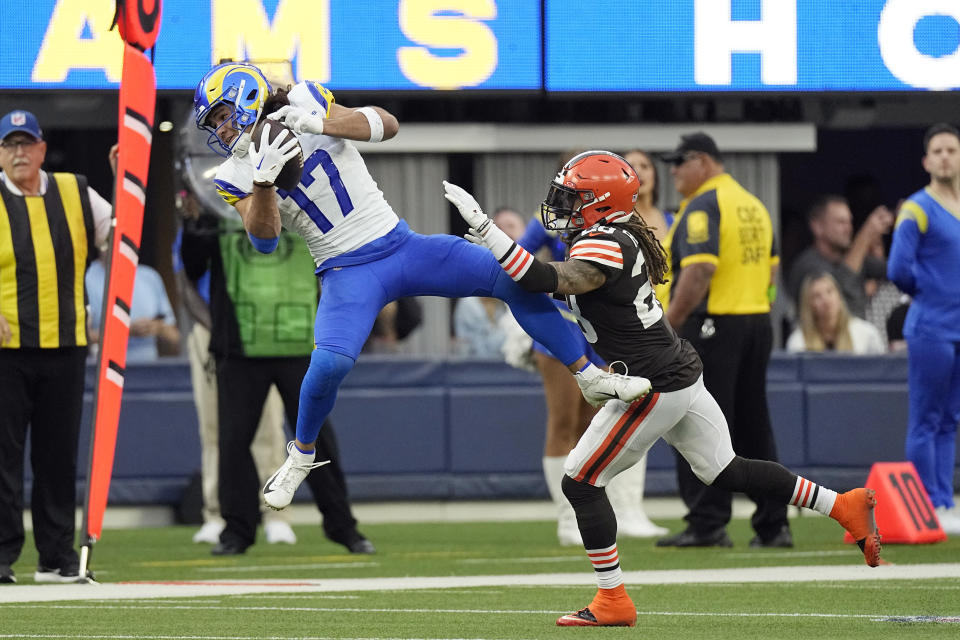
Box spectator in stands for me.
[658,132,790,549]
[453,208,526,357]
[623,149,672,239]
[0,110,111,584]
[171,190,298,546]
[787,195,893,318]
[86,252,180,362]
[453,296,509,356]
[785,272,885,354]
[179,186,374,556]
[885,296,910,353]
[362,297,422,353]
[888,122,960,535]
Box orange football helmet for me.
[541,151,639,233]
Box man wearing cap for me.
[656,132,790,548]
[0,110,113,583]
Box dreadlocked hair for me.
[261,87,291,118]
[621,214,669,285]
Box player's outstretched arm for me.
[443,180,605,296]
[269,103,398,143]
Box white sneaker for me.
[617,513,670,539]
[575,365,651,408]
[262,441,330,510]
[34,565,94,584]
[935,506,960,535]
[192,521,225,544]
[264,519,297,544]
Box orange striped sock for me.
[790,476,837,516]
[587,542,623,589]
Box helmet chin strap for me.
[232,131,252,158]
[606,210,634,224]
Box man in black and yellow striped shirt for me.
[0,110,112,584]
[656,133,790,549]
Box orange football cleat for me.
[556,586,637,627]
[830,488,882,567]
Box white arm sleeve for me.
[88,186,113,249]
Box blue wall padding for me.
[22,354,959,504]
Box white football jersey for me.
[214,81,399,268]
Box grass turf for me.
[1,514,959,639]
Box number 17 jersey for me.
[213,81,400,270]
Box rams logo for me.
[685,211,710,244]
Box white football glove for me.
[443,180,515,261]
[250,123,301,186]
[443,180,490,232]
[267,105,325,135]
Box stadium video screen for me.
[1,0,958,91]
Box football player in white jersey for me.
[444,151,883,627]
[192,62,654,512]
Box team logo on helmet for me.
[193,62,272,157]
[11,112,26,126]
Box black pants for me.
[216,355,359,549]
[675,313,787,539]
[0,347,86,570]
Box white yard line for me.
[0,605,953,620]
[198,562,378,573]
[456,556,582,564]
[0,563,958,604]
[0,636,508,640]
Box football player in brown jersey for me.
[443,151,882,628]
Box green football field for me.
[1,514,959,639]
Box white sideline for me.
[30,497,806,530]
[2,563,959,604]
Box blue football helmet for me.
[194,62,272,157]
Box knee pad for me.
[562,474,605,508]
[302,349,354,400]
[561,474,617,548]
[712,455,748,491]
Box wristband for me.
[356,107,384,143]
[248,232,279,254]
[497,243,559,293]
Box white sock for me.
[587,542,624,589]
[577,362,601,379]
[542,456,567,507]
[289,449,315,467]
[790,476,837,516]
[543,456,578,526]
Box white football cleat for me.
[262,441,330,510]
[575,365,651,407]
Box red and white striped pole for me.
[78,0,161,583]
